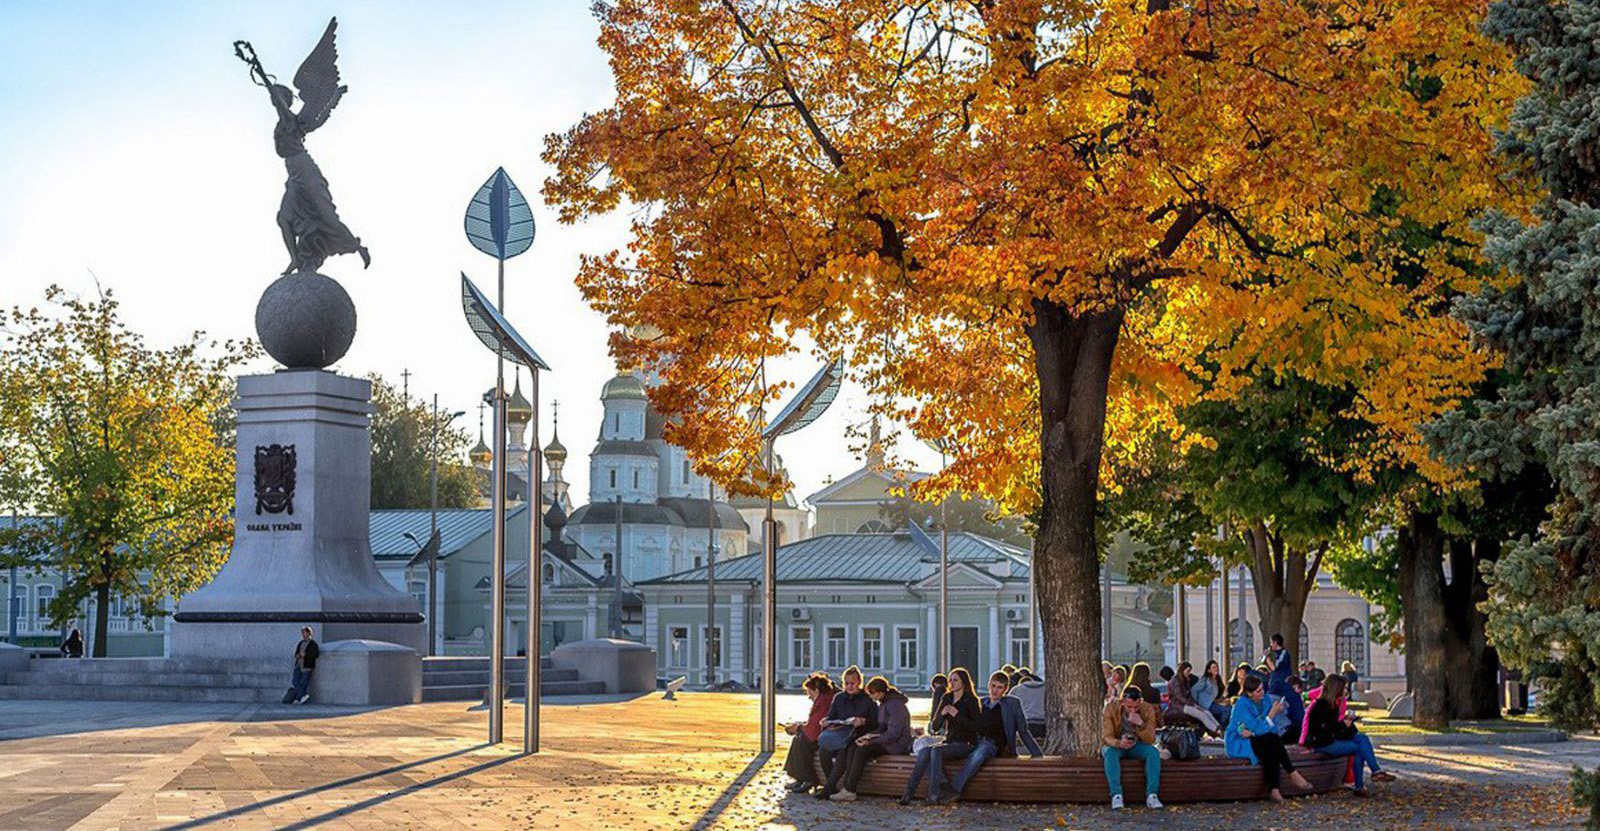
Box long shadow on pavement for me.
[157,742,496,830]
[687,752,771,831]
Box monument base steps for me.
[0,657,288,703]
[420,656,605,701]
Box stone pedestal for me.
[551,638,656,694]
[310,640,422,705]
[171,370,424,660]
[0,642,29,675]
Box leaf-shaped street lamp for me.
[460,167,546,753]
[465,167,536,262]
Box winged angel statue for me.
[235,19,370,275]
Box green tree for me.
[1106,376,1383,665]
[1461,2,1600,822]
[0,286,251,657]
[368,376,479,510]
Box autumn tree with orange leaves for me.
[547,0,1523,754]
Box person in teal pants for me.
[1101,686,1164,810]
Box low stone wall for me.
[550,639,655,694]
[310,639,421,706]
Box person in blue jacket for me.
[1226,675,1312,802]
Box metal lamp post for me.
[706,480,718,688]
[427,400,465,656]
[461,167,543,752]
[758,356,845,753]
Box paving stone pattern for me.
[0,694,1590,830]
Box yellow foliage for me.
[546,0,1528,511]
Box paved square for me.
[0,694,1589,830]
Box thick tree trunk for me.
[1404,510,1451,729]
[1243,526,1313,668]
[1027,300,1123,757]
[92,580,110,659]
[1444,537,1502,720]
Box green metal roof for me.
[367,505,532,560]
[639,530,1031,586]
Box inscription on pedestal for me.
[254,444,297,515]
[244,521,304,532]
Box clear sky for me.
[0,1,943,508]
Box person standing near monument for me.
[288,626,319,704]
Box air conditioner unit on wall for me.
[1005,609,1021,621]
[791,607,811,622]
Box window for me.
[542,564,555,584]
[407,580,426,611]
[856,520,891,533]
[1335,619,1367,675]
[791,626,813,670]
[1229,618,1254,666]
[1010,626,1030,668]
[683,459,691,483]
[608,469,617,488]
[34,584,54,630]
[632,470,639,489]
[861,626,882,670]
[1298,622,1310,665]
[704,625,723,668]
[669,626,688,667]
[826,626,847,667]
[603,553,614,575]
[613,413,620,433]
[897,627,919,670]
[694,556,703,569]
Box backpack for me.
[1158,726,1200,761]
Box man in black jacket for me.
[288,626,319,704]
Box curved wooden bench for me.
[812,747,1348,803]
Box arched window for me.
[1229,618,1254,666]
[856,520,891,533]
[603,553,614,575]
[542,564,555,584]
[1335,619,1366,675]
[1298,622,1310,665]
[608,469,617,488]
[632,469,639,489]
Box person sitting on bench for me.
[915,673,948,738]
[1226,675,1311,802]
[1302,675,1395,796]
[782,672,836,793]
[1192,660,1230,729]
[1165,661,1221,736]
[816,666,876,796]
[900,667,979,805]
[826,676,912,801]
[934,671,1030,804]
[1128,663,1162,712]
[1101,684,1164,810]
[1010,667,1047,739]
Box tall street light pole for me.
[462,166,539,749]
[706,480,718,688]
[429,397,465,657]
[525,367,543,753]
[612,494,624,638]
[757,356,844,754]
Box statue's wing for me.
[293,18,347,133]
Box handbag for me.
[817,726,852,752]
[912,734,945,754]
[1157,726,1201,761]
